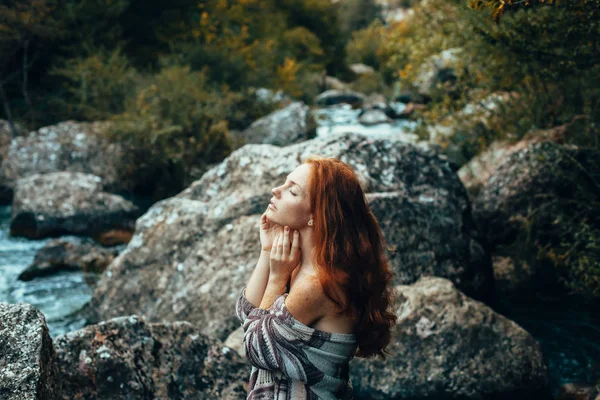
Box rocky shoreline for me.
[0,85,597,398]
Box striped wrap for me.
[235,287,357,399]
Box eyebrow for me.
[286,177,304,192]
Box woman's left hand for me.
[269,226,300,280]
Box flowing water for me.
[0,206,92,336]
[0,108,598,396]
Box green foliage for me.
[336,0,382,40]
[50,47,137,120]
[345,20,386,70]
[349,71,388,96]
[108,65,232,175]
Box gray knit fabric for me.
[236,287,357,399]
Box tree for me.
[0,0,62,133]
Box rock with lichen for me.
[349,276,550,399]
[53,315,248,400]
[0,303,59,400]
[88,132,492,341]
[10,172,139,245]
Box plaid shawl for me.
[235,287,357,399]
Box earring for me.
[308,219,313,226]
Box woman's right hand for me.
[260,211,282,252]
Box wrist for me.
[268,273,289,285]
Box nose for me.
[271,186,281,197]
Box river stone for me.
[53,315,247,400]
[315,89,366,107]
[89,132,491,341]
[0,303,59,400]
[18,239,119,281]
[349,63,375,76]
[358,109,392,126]
[240,101,311,146]
[349,276,549,399]
[10,172,139,244]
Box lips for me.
[269,200,277,210]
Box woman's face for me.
[267,163,312,229]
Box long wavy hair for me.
[304,156,397,359]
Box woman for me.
[235,156,397,399]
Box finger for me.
[283,227,290,257]
[290,230,299,260]
[276,230,284,258]
[271,232,279,257]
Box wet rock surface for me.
[350,276,549,400]
[0,303,59,400]
[10,172,139,243]
[315,89,366,107]
[89,132,492,341]
[18,239,119,281]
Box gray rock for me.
[0,303,59,400]
[324,76,350,91]
[10,172,139,244]
[472,142,600,299]
[472,142,593,248]
[18,239,119,281]
[224,326,245,359]
[358,109,392,126]
[53,315,248,400]
[254,87,291,104]
[241,101,311,146]
[1,121,130,196]
[458,124,567,193]
[413,48,462,97]
[89,132,491,341]
[0,120,182,203]
[315,90,366,107]
[349,63,375,76]
[349,276,549,399]
[363,93,388,110]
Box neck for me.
[298,226,316,271]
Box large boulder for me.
[349,276,549,399]
[472,142,600,300]
[1,121,129,196]
[53,315,247,399]
[238,101,312,146]
[18,239,119,281]
[0,121,184,202]
[10,172,139,245]
[0,303,59,400]
[458,124,567,194]
[88,132,492,341]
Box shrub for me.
[107,65,232,181]
[50,47,137,121]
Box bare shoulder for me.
[285,274,330,326]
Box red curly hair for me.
[304,156,397,359]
